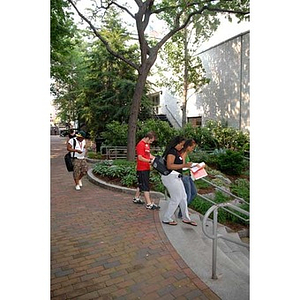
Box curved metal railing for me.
[199,177,249,222]
[202,201,249,279]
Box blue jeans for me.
[178,175,197,218]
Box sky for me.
[198,15,250,51]
[71,0,250,51]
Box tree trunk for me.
[126,68,150,161]
[182,28,189,127]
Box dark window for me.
[187,116,202,127]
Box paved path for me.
[51,136,220,300]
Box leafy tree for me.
[51,0,78,95]
[73,9,153,137]
[67,0,249,160]
[52,6,153,135]
[101,121,129,145]
[51,0,88,128]
[52,41,87,127]
[157,27,210,127]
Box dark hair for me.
[181,139,196,153]
[163,136,186,157]
[145,131,156,140]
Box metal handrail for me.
[99,146,162,159]
[198,193,249,223]
[201,177,248,204]
[199,177,250,222]
[202,202,249,279]
[165,105,182,127]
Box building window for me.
[149,92,160,114]
[187,116,202,127]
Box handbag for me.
[152,155,171,176]
[64,138,76,172]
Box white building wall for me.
[157,31,250,131]
[159,88,182,128]
[199,31,250,131]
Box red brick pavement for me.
[51,136,220,300]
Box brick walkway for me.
[51,136,220,300]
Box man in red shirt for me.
[133,131,160,209]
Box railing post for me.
[211,208,218,279]
[202,202,249,280]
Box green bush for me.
[150,172,165,193]
[93,160,130,179]
[101,121,128,146]
[93,159,167,190]
[177,123,197,139]
[101,119,249,154]
[203,120,249,151]
[112,159,135,167]
[196,126,219,150]
[190,191,249,225]
[190,192,234,224]
[177,123,219,150]
[230,179,250,202]
[189,196,212,217]
[137,119,177,148]
[121,173,137,187]
[87,152,103,159]
[189,150,210,165]
[194,177,211,190]
[215,149,246,176]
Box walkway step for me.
[159,199,249,300]
[216,227,249,270]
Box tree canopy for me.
[51,2,153,134]
[53,0,249,159]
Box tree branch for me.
[134,0,143,7]
[152,1,249,16]
[103,1,135,19]
[67,0,139,70]
[152,3,249,56]
[154,6,206,52]
[135,0,154,64]
[152,0,215,14]
[206,5,250,16]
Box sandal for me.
[162,221,177,226]
[182,220,197,226]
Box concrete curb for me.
[87,168,164,200]
[86,158,105,164]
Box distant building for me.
[153,31,250,132]
[198,30,250,131]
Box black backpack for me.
[152,156,171,176]
[64,138,76,172]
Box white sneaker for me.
[75,185,81,190]
[78,180,83,187]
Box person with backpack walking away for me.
[67,131,88,190]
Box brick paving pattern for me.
[51,136,220,300]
